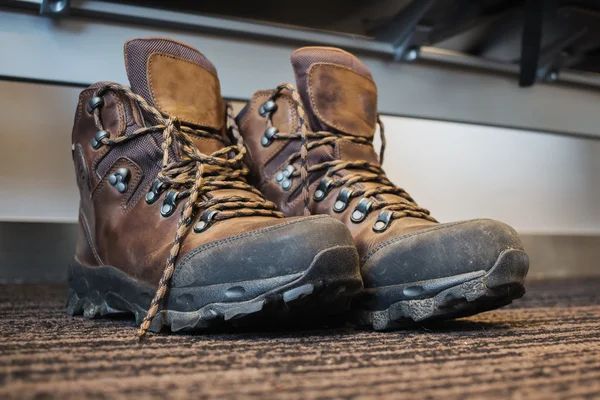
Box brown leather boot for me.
[68,38,362,339]
[235,46,529,330]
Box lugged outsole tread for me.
[355,249,530,330]
[66,245,363,333]
[67,279,362,332]
[358,279,525,331]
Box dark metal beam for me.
[536,27,587,82]
[373,0,436,61]
[2,0,600,92]
[519,0,545,87]
[39,0,70,15]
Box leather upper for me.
[306,63,377,138]
[72,83,287,286]
[237,88,439,262]
[72,38,354,288]
[146,52,225,130]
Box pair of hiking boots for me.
[68,38,529,339]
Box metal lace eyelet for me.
[261,127,278,147]
[314,177,333,202]
[160,191,179,217]
[281,179,292,190]
[373,210,393,233]
[282,165,295,178]
[333,188,353,213]
[259,100,277,117]
[108,168,130,193]
[350,198,373,223]
[194,210,218,233]
[91,130,109,150]
[276,165,295,191]
[87,96,104,113]
[145,179,166,204]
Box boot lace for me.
[90,83,283,340]
[260,83,436,229]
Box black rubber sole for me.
[67,245,362,333]
[354,249,530,330]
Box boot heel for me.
[66,261,149,321]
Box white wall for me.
[0,81,80,223]
[378,116,600,235]
[0,80,599,234]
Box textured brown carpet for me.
[1,279,599,399]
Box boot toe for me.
[362,218,529,288]
[173,215,357,288]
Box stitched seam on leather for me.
[260,93,297,179]
[147,52,222,128]
[286,176,322,212]
[239,91,272,128]
[307,63,377,137]
[126,37,218,74]
[338,140,379,164]
[174,215,329,280]
[73,88,115,187]
[74,144,91,192]
[91,91,125,181]
[292,46,363,63]
[79,210,104,266]
[129,96,145,127]
[116,91,125,135]
[120,158,143,212]
[73,89,96,186]
[362,219,489,264]
[239,92,272,180]
[263,94,299,171]
[74,88,94,131]
[242,91,298,187]
[91,157,142,212]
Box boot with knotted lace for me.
[235,46,529,330]
[67,38,362,339]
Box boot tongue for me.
[124,38,261,201]
[124,37,225,132]
[291,47,378,138]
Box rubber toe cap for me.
[173,215,355,287]
[361,219,528,288]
